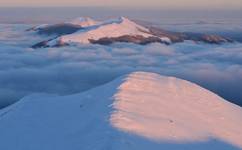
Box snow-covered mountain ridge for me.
[0,72,242,150]
[30,17,233,48]
[58,17,170,45]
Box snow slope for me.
[0,72,242,150]
[49,17,171,45]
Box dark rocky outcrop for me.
[148,26,185,43]
[182,32,233,44]
[200,34,233,44]
[147,26,233,44]
[31,37,69,49]
[89,35,170,45]
[31,40,50,49]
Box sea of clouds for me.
[0,24,242,108]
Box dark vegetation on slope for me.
[89,35,171,45]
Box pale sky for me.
[0,0,242,9]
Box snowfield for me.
[47,17,171,46]
[0,72,242,150]
[60,17,156,43]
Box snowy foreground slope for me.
[0,72,242,150]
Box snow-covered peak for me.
[102,16,140,27]
[106,16,150,32]
[68,17,99,27]
[29,17,233,48]
[0,72,242,150]
[28,17,98,32]
[30,16,173,47]
[55,16,162,45]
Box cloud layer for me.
[0,24,242,108]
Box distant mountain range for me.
[28,17,234,48]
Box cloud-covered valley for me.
[0,24,242,108]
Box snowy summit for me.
[0,72,242,150]
[33,17,171,48]
[67,17,99,27]
[30,17,233,48]
[60,17,169,44]
[45,17,171,47]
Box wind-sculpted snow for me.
[0,24,242,109]
[111,72,242,147]
[0,72,242,150]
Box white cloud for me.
[143,43,176,56]
[0,24,242,108]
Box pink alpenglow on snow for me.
[67,17,99,27]
[111,72,242,147]
[0,72,242,150]
[48,17,171,45]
